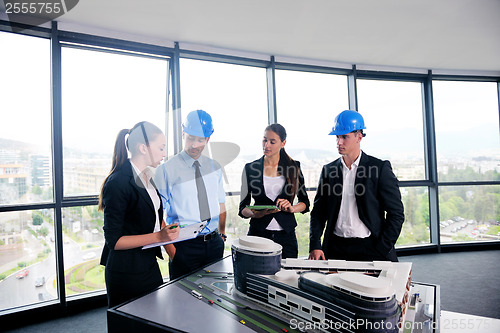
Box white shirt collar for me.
[180,150,202,168]
[130,160,154,184]
[341,151,362,170]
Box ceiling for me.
[3,0,500,74]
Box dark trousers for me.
[325,234,398,262]
[248,227,298,259]
[105,263,163,308]
[169,233,224,280]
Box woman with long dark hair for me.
[99,121,179,307]
[239,124,310,258]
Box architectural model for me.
[232,236,413,333]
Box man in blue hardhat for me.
[308,110,404,262]
[155,110,227,279]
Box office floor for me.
[399,250,500,320]
[5,249,499,332]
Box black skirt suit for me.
[238,157,310,258]
[100,160,164,307]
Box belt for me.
[197,229,219,242]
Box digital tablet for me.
[142,221,208,249]
[246,205,278,210]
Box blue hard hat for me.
[328,110,366,135]
[182,110,214,138]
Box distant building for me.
[64,158,109,195]
[30,154,51,187]
[0,164,27,202]
[0,149,21,164]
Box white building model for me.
[232,236,413,333]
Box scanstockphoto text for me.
[289,317,427,332]
[289,316,494,331]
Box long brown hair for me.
[98,121,163,211]
[265,124,299,201]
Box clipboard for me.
[246,205,278,210]
[142,221,208,249]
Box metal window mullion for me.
[348,65,358,111]
[171,42,182,154]
[57,30,174,59]
[165,59,171,158]
[266,56,277,124]
[497,81,500,135]
[50,21,67,310]
[422,70,440,249]
[179,49,268,68]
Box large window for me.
[438,185,500,243]
[357,79,430,246]
[61,206,104,296]
[433,81,500,182]
[180,58,269,249]
[357,79,426,181]
[433,81,500,244]
[60,46,171,279]
[0,31,52,206]
[396,187,430,246]
[0,32,55,312]
[0,209,57,311]
[275,69,349,188]
[180,58,268,192]
[61,47,169,197]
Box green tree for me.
[32,185,42,195]
[39,226,49,237]
[473,193,496,222]
[32,213,43,226]
[42,186,53,200]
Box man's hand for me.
[308,249,325,260]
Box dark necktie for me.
[194,161,211,222]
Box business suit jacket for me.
[309,152,404,257]
[100,160,163,274]
[238,157,310,233]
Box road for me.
[0,228,103,311]
[440,219,498,242]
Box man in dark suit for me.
[308,110,404,262]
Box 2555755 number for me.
[5,2,63,15]
[441,318,492,330]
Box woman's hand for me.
[157,223,180,242]
[164,244,176,259]
[114,223,180,251]
[276,198,294,213]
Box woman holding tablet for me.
[99,121,179,307]
[238,124,310,258]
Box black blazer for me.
[100,160,163,273]
[238,157,310,233]
[309,152,404,256]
